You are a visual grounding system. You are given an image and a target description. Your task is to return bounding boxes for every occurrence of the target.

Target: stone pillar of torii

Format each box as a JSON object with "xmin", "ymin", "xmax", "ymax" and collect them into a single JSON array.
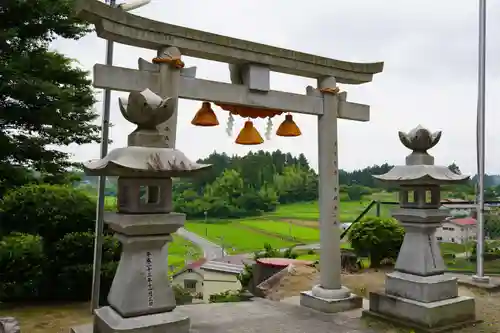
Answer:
[{"xmin": 76, "ymin": 0, "xmax": 383, "ymax": 326}]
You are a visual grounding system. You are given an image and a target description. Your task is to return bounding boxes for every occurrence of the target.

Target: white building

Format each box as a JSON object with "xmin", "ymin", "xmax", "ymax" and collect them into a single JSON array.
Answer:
[
  {"xmin": 435, "ymin": 218, "xmax": 477, "ymax": 244},
  {"xmin": 172, "ymin": 258, "xmax": 245, "ymax": 303}
]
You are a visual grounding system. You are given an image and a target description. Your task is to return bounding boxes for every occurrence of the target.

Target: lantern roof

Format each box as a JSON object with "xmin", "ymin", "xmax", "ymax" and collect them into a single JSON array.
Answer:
[
  {"xmin": 373, "ymin": 125, "xmax": 469, "ymax": 185},
  {"xmin": 83, "ymin": 147, "xmax": 211, "ymax": 178}
]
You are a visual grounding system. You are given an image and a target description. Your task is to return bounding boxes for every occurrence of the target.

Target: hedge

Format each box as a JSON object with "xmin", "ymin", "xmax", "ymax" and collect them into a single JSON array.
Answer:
[{"xmin": 0, "ymin": 184, "xmax": 120, "ymax": 303}]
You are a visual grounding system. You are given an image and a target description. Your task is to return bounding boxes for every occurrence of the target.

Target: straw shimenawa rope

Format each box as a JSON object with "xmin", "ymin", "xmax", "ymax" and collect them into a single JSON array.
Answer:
[
  {"xmin": 319, "ymin": 87, "xmax": 340, "ymax": 94},
  {"xmin": 152, "ymin": 56, "xmax": 185, "ymax": 69}
]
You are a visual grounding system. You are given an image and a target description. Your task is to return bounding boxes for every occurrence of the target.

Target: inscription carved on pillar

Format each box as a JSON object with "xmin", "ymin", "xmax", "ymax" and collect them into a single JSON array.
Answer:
[{"xmin": 145, "ymin": 251, "xmax": 154, "ymax": 307}]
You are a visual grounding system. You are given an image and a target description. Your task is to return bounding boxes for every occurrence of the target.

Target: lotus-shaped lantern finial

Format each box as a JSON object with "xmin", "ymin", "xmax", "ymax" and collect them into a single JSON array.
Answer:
[
  {"xmin": 398, "ymin": 125, "xmax": 441, "ymax": 153},
  {"xmin": 118, "ymin": 89, "xmax": 175, "ymax": 129}
]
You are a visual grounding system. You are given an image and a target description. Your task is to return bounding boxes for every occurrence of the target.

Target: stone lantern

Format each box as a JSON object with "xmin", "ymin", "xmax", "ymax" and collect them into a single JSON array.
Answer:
[
  {"xmin": 82, "ymin": 89, "xmax": 211, "ymax": 333},
  {"xmin": 363, "ymin": 125, "xmax": 478, "ymax": 332}
]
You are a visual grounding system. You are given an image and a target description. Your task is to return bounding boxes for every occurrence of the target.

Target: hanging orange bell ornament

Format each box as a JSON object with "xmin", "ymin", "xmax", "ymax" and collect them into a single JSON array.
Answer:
[
  {"xmin": 235, "ymin": 120, "xmax": 264, "ymax": 145},
  {"xmin": 276, "ymin": 114, "xmax": 301, "ymax": 137},
  {"xmin": 191, "ymin": 102, "xmax": 219, "ymax": 126}
]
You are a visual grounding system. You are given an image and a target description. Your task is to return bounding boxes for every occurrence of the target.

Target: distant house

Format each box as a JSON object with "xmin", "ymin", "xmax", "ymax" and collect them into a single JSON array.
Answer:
[
  {"xmin": 172, "ymin": 258, "xmax": 245, "ymax": 303},
  {"xmin": 435, "ymin": 218, "xmax": 477, "ymax": 244}
]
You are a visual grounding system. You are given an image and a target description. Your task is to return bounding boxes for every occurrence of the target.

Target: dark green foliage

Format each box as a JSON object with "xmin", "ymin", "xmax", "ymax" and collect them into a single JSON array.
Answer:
[
  {"xmin": 54, "ymin": 261, "xmax": 118, "ymax": 303},
  {"xmin": 0, "ymin": 233, "xmax": 45, "ymax": 301},
  {"xmin": 470, "ymin": 241, "xmax": 500, "ymax": 262},
  {"xmin": 49, "ymin": 231, "xmax": 120, "ymax": 302},
  {"xmin": 485, "ymin": 210, "xmax": 500, "ymax": 239},
  {"xmin": 342, "ymin": 184, "xmax": 373, "ymax": 201},
  {"xmin": 237, "ymin": 263, "xmax": 254, "ymax": 289},
  {"xmin": 0, "ymin": 184, "xmax": 95, "ymax": 242},
  {"xmin": 52, "ymin": 232, "xmax": 120, "ymax": 268},
  {"xmin": 339, "ymin": 164, "xmax": 393, "ymax": 188},
  {"xmin": 0, "ymin": 185, "xmax": 120, "ymax": 303},
  {"xmin": 348, "ymin": 216, "xmax": 405, "ymax": 268},
  {"xmin": 0, "ymin": 0, "xmax": 99, "ymax": 197},
  {"xmin": 174, "ymin": 169, "xmax": 279, "ymax": 219}
]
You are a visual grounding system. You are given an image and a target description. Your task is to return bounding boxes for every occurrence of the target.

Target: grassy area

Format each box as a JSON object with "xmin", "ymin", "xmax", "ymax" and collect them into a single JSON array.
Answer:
[
  {"xmin": 440, "ymin": 241, "xmax": 471, "ymax": 254},
  {"xmin": 168, "ymin": 235, "xmax": 202, "ymax": 272},
  {"xmin": 0, "ymin": 302, "xmax": 92, "ymax": 333},
  {"xmin": 104, "ymin": 196, "xmax": 116, "ymax": 211},
  {"xmin": 369, "ymin": 191, "xmax": 398, "ymax": 201},
  {"xmin": 240, "ymin": 220, "xmax": 320, "ymax": 242},
  {"xmin": 185, "ymin": 220, "xmax": 297, "ymax": 254},
  {"xmin": 269, "ymin": 200, "xmax": 395, "ymax": 222},
  {"xmin": 446, "ymin": 258, "xmax": 500, "ymax": 274}
]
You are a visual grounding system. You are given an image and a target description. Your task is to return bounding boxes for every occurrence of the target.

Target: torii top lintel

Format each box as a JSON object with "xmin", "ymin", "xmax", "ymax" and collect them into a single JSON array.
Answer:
[{"xmin": 76, "ymin": 0, "xmax": 383, "ymax": 84}]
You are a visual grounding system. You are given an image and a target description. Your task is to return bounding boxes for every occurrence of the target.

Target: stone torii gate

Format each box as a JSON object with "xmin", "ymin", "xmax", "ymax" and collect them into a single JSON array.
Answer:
[{"xmin": 77, "ymin": 0, "xmax": 383, "ymax": 314}]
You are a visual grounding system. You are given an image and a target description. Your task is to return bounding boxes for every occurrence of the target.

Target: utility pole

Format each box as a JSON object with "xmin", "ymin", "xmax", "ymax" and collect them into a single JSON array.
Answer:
[
  {"xmin": 473, "ymin": 0, "xmax": 490, "ymax": 284},
  {"xmin": 217, "ymin": 236, "xmax": 226, "ymax": 258},
  {"xmin": 204, "ymin": 210, "xmax": 208, "ymax": 236}
]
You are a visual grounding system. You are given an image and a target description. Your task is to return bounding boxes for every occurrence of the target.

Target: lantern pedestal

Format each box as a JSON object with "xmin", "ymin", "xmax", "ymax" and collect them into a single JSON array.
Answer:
[
  {"xmin": 365, "ymin": 292, "xmax": 476, "ymax": 332},
  {"xmin": 92, "ymin": 212, "xmax": 189, "ymax": 333},
  {"xmin": 93, "ymin": 306, "xmax": 189, "ymax": 333}
]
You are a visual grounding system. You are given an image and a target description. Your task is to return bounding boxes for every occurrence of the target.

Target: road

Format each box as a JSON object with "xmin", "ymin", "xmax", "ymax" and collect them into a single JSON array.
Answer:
[
  {"xmin": 176, "ymin": 227, "xmax": 226, "ymax": 260},
  {"xmin": 294, "ymin": 244, "xmax": 320, "ymax": 251}
]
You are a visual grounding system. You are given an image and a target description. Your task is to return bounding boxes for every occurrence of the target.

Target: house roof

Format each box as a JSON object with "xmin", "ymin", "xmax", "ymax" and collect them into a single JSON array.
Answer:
[
  {"xmin": 173, "ymin": 258, "xmax": 245, "ymax": 278},
  {"xmin": 200, "ymin": 261, "xmax": 245, "ymax": 275},
  {"xmin": 449, "ymin": 217, "xmax": 477, "ymax": 226},
  {"xmin": 172, "ymin": 258, "xmax": 207, "ymax": 278},
  {"xmin": 211, "ymin": 254, "xmax": 254, "ymax": 266}
]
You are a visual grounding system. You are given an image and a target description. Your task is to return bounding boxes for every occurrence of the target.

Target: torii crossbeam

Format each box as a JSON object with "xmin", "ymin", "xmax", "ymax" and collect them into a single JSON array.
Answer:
[{"xmin": 76, "ymin": 0, "xmax": 384, "ymax": 323}]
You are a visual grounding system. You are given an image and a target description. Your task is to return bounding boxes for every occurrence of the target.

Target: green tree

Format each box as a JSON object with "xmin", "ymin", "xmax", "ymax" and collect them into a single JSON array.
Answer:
[
  {"xmin": 273, "ymin": 165, "xmax": 317, "ymax": 203},
  {"xmin": 348, "ymin": 216, "xmax": 404, "ymax": 268},
  {"xmin": 484, "ymin": 187, "xmax": 498, "ymax": 201},
  {"xmin": 205, "ymin": 169, "xmax": 244, "ymax": 200},
  {"xmin": 345, "ymin": 185, "xmax": 372, "ymax": 201},
  {"xmin": 0, "ymin": 0, "xmax": 99, "ymax": 195},
  {"xmin": 485, "ymin": 209, "xmax": 500, "ymax": 239}
]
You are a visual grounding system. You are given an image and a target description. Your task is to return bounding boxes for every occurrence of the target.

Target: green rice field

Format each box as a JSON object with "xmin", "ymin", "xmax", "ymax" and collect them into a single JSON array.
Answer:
[
  {"xmin": 240, "ymin": 219, "xmax": 320, "ymax": 242},
  {"xmin": 185, "ymin": 220, "xmax": 297, "ymax": 253},
  {"xmin": 269, "ymin": 200, "xmax": 395, "ymax": 222}
]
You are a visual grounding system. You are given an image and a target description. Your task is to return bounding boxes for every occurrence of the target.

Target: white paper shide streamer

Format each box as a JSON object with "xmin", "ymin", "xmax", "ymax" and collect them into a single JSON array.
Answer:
[
  {"xmin": 265, "ymin": 117, "xmax": 273, "ymax": 140},
  {"xmin": 226, "ymin": 113, "xmax": 234, "ymax": 136}
]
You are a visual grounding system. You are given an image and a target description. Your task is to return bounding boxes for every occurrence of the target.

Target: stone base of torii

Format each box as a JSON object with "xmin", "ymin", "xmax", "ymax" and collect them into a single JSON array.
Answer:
[{"xmin": 72, "ymin": 0, "xmax": 384, "ymax": 332}]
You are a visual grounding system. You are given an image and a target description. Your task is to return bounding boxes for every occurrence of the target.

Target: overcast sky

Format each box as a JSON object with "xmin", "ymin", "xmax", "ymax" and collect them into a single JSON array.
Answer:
[{"xmin": 50, "ymin": 0, "xmax": 500, "ymax": 175}]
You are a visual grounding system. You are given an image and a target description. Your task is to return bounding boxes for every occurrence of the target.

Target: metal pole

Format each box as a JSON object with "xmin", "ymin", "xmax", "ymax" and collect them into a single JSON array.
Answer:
[
  {"xmin": 473, "ymin": 0, "xmax": 489, "ymax": 283},
  {"xmin": 91, "ymin": 0, "xmax": 116, "ymax": 312}
]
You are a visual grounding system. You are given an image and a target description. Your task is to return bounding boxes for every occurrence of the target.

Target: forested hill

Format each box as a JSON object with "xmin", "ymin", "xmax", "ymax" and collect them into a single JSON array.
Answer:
[
  {"xmin": 77, "ymin": 150, "xmax": 394, "ymax": 190},
  {"xmin": 77, "ymin": 150, "xmax": 500, "ymax": 191}
]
